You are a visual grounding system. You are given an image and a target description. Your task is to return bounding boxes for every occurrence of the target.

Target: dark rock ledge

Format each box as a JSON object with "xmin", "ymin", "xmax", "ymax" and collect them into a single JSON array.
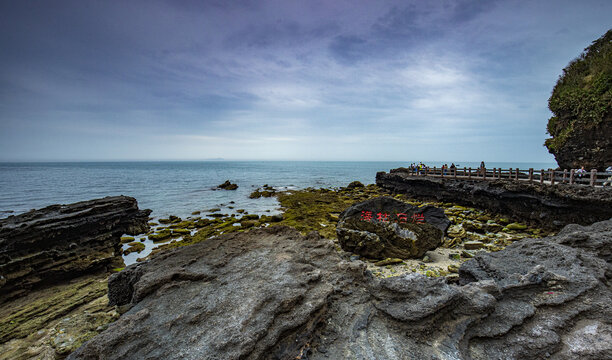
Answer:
[
  {"xmin": 70, "ymin": 220, "xmax": 612, "ymax": 360},
  {"xmin": 376, "ymin": 170, "xmax": 612, "ymax": 229},
  {"xmin": 0, "ymin": 196, "xmax": 151, "ymax": 303}
]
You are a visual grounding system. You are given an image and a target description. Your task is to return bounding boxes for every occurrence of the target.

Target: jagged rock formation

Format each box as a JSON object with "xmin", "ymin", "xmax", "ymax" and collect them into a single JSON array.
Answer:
[
  {"xmin": 217, "ymin": 180, "xmax": 238, "ymax": 190},
  {"xmin": 545, "ymin": 29, "xmax": 612, "ymax": 170},
  {"xmin": 336, "ymin": 196, "xmax": 450, "ymax": 259},
  {"xmin": 0, "ymin": 196, "xmax": 151, "ymax": 303},
  {"xmin": 376, "ymin": 170, "xmax": 612, "ymax": 229},
  {"xmin": 70, "ymin": 220, "xmax": 612, "ymax": 359}
]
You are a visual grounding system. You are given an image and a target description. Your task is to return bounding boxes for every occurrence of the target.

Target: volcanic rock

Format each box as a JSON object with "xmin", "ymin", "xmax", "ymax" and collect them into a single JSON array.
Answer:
[
  {"xmin": 346, "ymin": 180, "xmax": 365, "ymax": 189},
  {"xmin": 217, "ymin": 180, "xmax": 238, "ymax": 190},
  {"xmin": 0, "ymin": 196, "xmax": 150, "ymax": 302},
  {"xmin": 336, "ymin": 196, "xmax": 450, "ymax": 259},
  {"xmin": 376, "ymin": 170, "xmax": 612, "ymax": 229},
  {"xmin": 70, "ymin": 219, "xmax": 612, "ymax": 359}
]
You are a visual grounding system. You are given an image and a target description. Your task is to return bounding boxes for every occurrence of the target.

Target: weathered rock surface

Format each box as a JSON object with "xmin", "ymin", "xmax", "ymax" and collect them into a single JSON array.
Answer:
[
  {"xmin": 376, "ymin": 170, "xmax": 612, "ymax": 229},
  {"xmin": 0, "ymin": 196, "xmax": 151, "ymax": 303},
  {"xmin": 336, "ymin": 196, "xmax": 450, "ymax": 259},
  {"xmin": 544, "ymin": 29, "xmax": 612, "ymax": 170},
  {"xmin": 69, "ymin": 219, "xmax": 612, "ymax": 359},
  {"xmin": 217, "ymin": 180, "xmax": 238, "ymax": 190}
]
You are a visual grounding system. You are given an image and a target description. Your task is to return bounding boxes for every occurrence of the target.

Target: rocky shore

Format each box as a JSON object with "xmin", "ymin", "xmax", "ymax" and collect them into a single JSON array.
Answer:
[
  {"xmin": 0, "ymin": 196, "xmax": 151, "ymax": 303},
  {"xmin": 2, "ymin": 184, "xmax": 611, "ymax": 359},
  {"xmin": 0, "ymin": 196, "xmax": 150, "ymax": 358},
  {"xmin": 376, "ymin": 169, "xmax": 612, "ymax": 229},
  {"xmin": 70, "ymin": 220, "xmax": 612, "ymax": 359}
]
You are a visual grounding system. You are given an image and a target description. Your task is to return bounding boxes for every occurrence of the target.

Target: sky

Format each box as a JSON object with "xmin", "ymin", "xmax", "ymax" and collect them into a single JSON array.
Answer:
[{"xmin": 0, "ymin": 0, "xmax": 610, "ymax": 162}]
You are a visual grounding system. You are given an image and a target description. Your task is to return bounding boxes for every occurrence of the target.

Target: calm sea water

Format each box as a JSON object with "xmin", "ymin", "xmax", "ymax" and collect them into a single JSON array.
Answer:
[{"xmin": 0, "ymin": 161, "xmax": 557, "ymax": 219}]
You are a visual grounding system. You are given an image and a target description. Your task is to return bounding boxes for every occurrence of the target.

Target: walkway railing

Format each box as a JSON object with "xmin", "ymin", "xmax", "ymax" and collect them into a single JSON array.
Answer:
[{"xmin": 390, "ymin": 167, "xmax": 611, "ymax": 187}]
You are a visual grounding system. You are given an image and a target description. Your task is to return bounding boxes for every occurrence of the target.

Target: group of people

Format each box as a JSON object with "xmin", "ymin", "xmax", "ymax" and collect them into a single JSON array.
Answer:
[
  {"xmin": 408, "ymin": 162, "xmax": 458, "ymax": 175},
  {"xmin": 572, "ymin": 165, "xmax": 612, "ymax": 186}
]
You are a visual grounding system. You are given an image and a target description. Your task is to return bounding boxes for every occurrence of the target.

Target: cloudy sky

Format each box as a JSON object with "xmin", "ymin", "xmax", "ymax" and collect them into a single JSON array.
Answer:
[{"xmin": 0, "ymin": 0, "xmax": 610, "ymax": 162}]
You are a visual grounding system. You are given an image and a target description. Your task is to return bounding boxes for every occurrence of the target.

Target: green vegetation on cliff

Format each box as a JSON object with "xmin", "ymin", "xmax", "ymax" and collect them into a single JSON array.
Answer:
[{"xmin": 545, "ymin": 29, "xmax": 611, "ymax": 153}]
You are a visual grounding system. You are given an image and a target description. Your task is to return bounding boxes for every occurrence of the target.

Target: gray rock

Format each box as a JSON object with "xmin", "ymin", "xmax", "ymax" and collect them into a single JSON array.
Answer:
[
  {"xmin": 70, "ymin": 220, "xmax": 612, "ymax": 360},
  {"xmin": 376, "ymin": 170, "xmax": 612, "ymax": 229},
  {"xmin": 0, "ymin": 196, "xmax": 150, "ymax": 303},
  {"xmin": 336, "ymin": 196, "xmax": 450, "ymax": 259}
]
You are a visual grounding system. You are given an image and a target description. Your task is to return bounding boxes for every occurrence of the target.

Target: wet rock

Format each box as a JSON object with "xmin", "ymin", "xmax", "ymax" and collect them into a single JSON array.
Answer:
[
  {"xmin": 346, "ymin": 181, "xmax": 365, "ymax": 189},
  {"xmin": 447, "ymin": 225, "xmax": 466, "ymax": 238},
  {"xmin": 240, "ymin": 220, "xmax": 257, "ymax": 228},
  {"xmin": 270, "ymin": 214, "xmax": 283, "ymax": 222},
  {"xmin": 0, "ymin": 196, "xmax": 150, "ymax": 303},
  {"xmin": 119, "ymin": 236, "xmax": 135, "ymax": 244},
  {"xmin": 71, "ymin": 220, "xmax": 612, "ymax": 360},
  {"xmin": 506, "ymin": 222, "xmax": 528, "ymax": 230},
  {"xmin": 249, "ymin": 189, "xmax": 275, "ymax": 198},
  {"xmin": 123, "ymin": 242, "xmax": 145, "ymax": 255},
  {"xmin": 464, "ymin": 241, "xmax": 485, "ymax": 250},
  {"xmin": 374, "ymin": 258, "xmax": 404, "ymax": 266},
  {"xmin": 148, "ymin": 230, "xmax": 172, "ymax": 241},
  {"xmin": 336, "ymin": 196, "xmax": 450, "ymax": 259},
  {"xmin": 171, "ymin": 228, "xmax": 190, "ymax": 235},
  {"xmin": 217, "ymin": 180, "xmax": 238, "ymax": 190}
]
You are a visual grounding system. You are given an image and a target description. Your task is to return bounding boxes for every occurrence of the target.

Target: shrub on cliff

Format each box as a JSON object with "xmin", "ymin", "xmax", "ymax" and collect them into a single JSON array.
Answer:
[{"xmin": 544, "ymin": 29, "xmax": 611, "ymax": 168}]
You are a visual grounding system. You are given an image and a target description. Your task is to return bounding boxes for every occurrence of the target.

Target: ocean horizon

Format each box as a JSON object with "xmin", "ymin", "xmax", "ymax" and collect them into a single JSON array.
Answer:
[{"xmin": 0, "ymin": 160, "xmax": 558, "ymax": 219}]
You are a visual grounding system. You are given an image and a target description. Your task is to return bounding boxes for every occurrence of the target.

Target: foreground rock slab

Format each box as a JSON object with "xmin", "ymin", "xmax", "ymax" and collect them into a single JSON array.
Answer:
[
  {"xmin": 70, "ymin": 220, "xmax": 612, "ymax": 359},
  {"xmin": 0, "ymin": 196, "xmax": 151, "ymax": 303},
  {"xmin": 336, "ymin": 196, "xmax": 450, "ymax": 259}
]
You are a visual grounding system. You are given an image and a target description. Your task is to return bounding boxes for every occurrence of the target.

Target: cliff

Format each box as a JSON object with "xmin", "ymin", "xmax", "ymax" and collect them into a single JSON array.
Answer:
[
  {"xmin": 0, "ymin": 196, "xmax": 151, "ymax": 303},
  {"xmin": 376, "ymin": 170, "xmax": 612, "ymax": 229},
  {"xmin": 545, "ymin": 29, "xmax": 612, "ymax": 169}
]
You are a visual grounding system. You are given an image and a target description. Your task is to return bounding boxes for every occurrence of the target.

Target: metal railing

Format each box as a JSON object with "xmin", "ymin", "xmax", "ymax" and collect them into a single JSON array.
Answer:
[{"xmin": 390, "ymin": 167, "xmax": 612, "ymax": 187}]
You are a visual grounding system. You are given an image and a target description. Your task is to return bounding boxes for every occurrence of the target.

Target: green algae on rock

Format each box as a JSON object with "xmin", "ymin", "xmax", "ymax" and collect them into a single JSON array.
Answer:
[
  {"xmin": 544, "ymin": 29, "xmax": 612, "ymax": 169},
  {"xmin": 119, "ymin": 236, "xmax": 135, "ymax": 244},
  {"xmin": 0, "ymin": 274, "xmax": 117, "ymax": 359},
  {"xmin": 123, "ymin": 242, "xmax": 145, "ymax": 255}
]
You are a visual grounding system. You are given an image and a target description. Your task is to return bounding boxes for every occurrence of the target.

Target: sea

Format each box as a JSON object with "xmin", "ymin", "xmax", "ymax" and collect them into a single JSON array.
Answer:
[
  {"xmin": 1, "ymin": 160, "xmax": 558, "ymax": 265},
  {"xmin": 0, "ymin": 161, "xmax": 558, "ymax": 219}
]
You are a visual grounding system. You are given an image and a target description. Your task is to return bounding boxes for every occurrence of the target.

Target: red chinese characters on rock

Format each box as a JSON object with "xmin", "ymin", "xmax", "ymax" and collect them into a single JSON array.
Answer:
[
  {"xmin": 377, "ymin": 212, "xmax": 390, "ymax": 222},
  {"xmin": 360, "ymin": 211, "xmax": 373, "ymax": 222},
  {"xmin": 411, "ymin": 213, "xmax": 425, "ymax": 224},
  {"xmin": 359, "ymin": 211, "xmax": 424, "ymax": 224}
]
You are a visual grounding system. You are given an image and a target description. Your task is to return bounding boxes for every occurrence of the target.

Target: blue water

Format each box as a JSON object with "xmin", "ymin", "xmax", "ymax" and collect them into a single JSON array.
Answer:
[{"xmin": 0, "ymin": 161, "xmax": 557, "ymax": 219}]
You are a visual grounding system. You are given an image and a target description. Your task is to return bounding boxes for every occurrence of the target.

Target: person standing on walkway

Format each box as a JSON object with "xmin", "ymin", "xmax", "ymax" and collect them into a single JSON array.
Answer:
[{"xmin": 604, "ymin": 165, "xmax": 612, "ymax": 186}]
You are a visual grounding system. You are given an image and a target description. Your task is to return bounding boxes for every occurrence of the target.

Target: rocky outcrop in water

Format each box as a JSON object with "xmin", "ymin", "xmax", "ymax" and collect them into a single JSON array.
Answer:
[
  {"xmin": 217, "ymin": 180, "xmax": 238, "ymax": 190},
  {"xmin": 336, "ymin": 196, "xmax": 450, "ymax": 259},
  {"xmin": 0, "ymin": 196, "xmax": 151, "ymax": 303},
  {"xmin": 70, "ymin": 219, "xmax": 612, "ymax": 359},
  {"xmin": 376, "ymin": 170, "xmax": 612, "ymax": 229}
]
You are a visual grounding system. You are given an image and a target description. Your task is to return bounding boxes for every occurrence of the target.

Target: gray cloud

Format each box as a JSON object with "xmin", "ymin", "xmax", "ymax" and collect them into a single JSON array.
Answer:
[{"xmin": 0, "ymin": 0, "xmax": 610, "ymax": 161}]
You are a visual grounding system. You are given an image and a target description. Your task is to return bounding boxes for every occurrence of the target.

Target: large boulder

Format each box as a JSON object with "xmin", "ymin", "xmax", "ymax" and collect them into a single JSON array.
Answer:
[
  {"xmin": 0, "ymin": 196, "xmax": 151, "ymax": 303},
  {"xmin": 336, "ymin": 196, "xmax": 450, "ymax": 259},
  {"xmin": 68, "ymin": 220, "xmax": 612, "ymax": 360}
]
